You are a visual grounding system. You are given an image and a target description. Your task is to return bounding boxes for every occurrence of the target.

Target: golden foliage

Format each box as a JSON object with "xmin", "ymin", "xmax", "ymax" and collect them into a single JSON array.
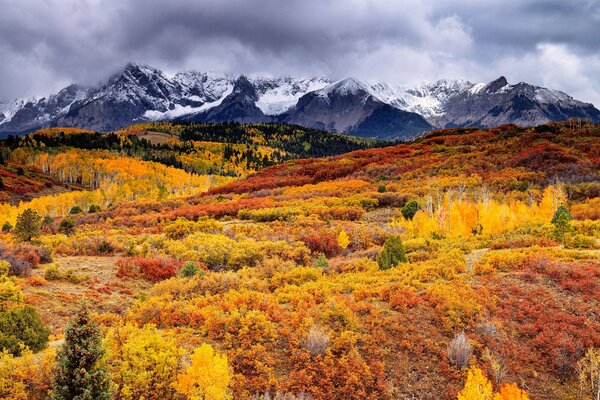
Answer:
[{"xmin": 174, "ymin": 343, "xmax": 232, "ymax": 400}]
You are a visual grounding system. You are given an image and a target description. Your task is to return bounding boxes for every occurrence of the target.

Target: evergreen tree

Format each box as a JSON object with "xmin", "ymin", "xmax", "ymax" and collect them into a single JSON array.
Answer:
[
  {"xmin": 52, "ymin": 304, "xmax": 111, "ymax": 400},
  {"xmin": 14, "ymin": 208, "xmax": 42, "ymax": 242},
  {"xmin": 551, "ymin": 205, "xmax": 573, "ymax": 242},
  {"xmin": 0, "ymin": 306, "xmax": 50, "ymax": 356},
  {"xmin": 1, "ymin": 222, "xmax": 11, "ymax": 233},
  {"xmin": 58, "ymin": 218, "xmax": 77, "ymax": 236},
  {"xmin": 377, "ymin": 235, "xmax": 407, "ymax": 270},
  {"xmin": 401, "ymin": 200, "xmax": 420, "ymax": 220}
]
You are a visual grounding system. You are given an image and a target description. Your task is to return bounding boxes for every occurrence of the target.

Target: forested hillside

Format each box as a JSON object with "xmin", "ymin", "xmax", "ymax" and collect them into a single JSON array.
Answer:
[{"xmin": 0, "ymin": 120, "xmax": 598, "ymax": 399}]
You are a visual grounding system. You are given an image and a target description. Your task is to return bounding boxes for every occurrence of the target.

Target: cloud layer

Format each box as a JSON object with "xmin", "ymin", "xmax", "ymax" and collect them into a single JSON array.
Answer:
[{"xmin": 1, "ymin": 0, "xmax": 599, "ymax": 105}]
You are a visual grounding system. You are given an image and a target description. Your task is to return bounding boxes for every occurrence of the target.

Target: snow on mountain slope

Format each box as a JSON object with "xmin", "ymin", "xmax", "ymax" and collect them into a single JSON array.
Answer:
[
  {"xmin": 1, "ymin": 63, "xmax": 598, "ymax": 137},
  {"xmin": 315, "ymin": 78, "xmax": 372, "ymax": 99},
  {"xmin": 0, "ymin": 98, "xmax": 36, "ymax": 124},
  {"xmin": 368, "ymin": 80, "xmax": 475, "ymax": 117},
  {"xmin": 252, "ymin": 77, "xmax": 330, "ymax": 115},
  {"xmin": 142, "ymin": 84, "xmax": 235, "ymax": 120}
]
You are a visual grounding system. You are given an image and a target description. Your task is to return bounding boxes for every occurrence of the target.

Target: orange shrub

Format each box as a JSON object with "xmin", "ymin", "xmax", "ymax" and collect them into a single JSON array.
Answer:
[{"xmin": 116, "ymin": 256, "xmax": 182, "ymax": 282}]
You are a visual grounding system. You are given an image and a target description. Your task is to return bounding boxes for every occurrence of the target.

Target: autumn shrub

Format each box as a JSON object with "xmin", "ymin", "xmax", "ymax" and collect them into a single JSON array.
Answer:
[
  {"xmin": 44, "ymin": 265, "xmax": 88, "ymax": 283},
  {"xmin": 64, "ymin": 235, "xmax": 122, "ymax": 255},
  {"xmin": 490, "ymin": 235, "xmax": 558, "ymax": 250},
  {"xmin": 474, "ymin": 249, "xmax": 535, "ymax": 274},
  {"xmin": 116, "ymin": 256, "xmax": 181, "ymax": 282},
  {"xmin": 238, "ymin": 206, "xmax": 304, "ymax": 222},
  {"xmin": 0, "ymin": 347, "xmax": 55, "ymax": 400},
  {"xmin": 375, "ymin": 193, "xmax": 408, "ymax": 208},
  {"xmin": 28, "ymin": 275, "xmax": 48, "ymax": 286},
  {"xmin": 253, "ymin": 392, "xmax": 314, "ymax": 400},
  {"xmin": 163, "ymin": 217, "xmax": 222, "ymax": 239},
  {"xmin": 311, "ymin": 205, "xmax": 364, "ymax": 221},
  {"xmin": 0, "ymin": 244, "xmax": 33, "ymax": 277},
  {"xmin": 302, "ymin": 232, "xmax": 341, "ymax": 257},
  {"xmin": 11, "ymin": 243, "xmax": 53, "ymax": 266},
  {"xmin": 572, "ymin": 219, "xmax": 600, "ymax": 238},
  {"xmin": 426, "ymin": 281, "xmax": 483, "ymax": 331},
  {"xmin": 563, "ymin": 233, "xmax": 599, "ymax": 249},
  {"xmin": 271, "ymin": 266, "xmax": 323, "ymax": 287},
  {"xmin": 104, "ymin": 323, "xmax": 181, "ymax": 400},
  {"xmin": 448, "ymin": 332, "xmax": 473, "ymax": 368}
]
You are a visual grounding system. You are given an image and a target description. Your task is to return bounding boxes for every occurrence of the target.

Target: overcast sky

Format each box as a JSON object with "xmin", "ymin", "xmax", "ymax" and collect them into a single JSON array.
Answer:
[{"xmin": 1, "ymin": 0, "xmax": 600, "ymax": 105}]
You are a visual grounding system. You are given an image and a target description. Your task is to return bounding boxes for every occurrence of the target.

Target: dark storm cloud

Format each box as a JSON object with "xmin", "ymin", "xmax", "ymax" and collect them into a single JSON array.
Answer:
[{"xmin": 1, "ymin": 0, "xmax": 599, "ymax": 104}]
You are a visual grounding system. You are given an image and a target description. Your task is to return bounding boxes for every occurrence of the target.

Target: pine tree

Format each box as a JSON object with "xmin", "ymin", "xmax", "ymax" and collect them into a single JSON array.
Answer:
[
  {"xmin": 377, "ymin": 235, "xmax": 407, "ymax": 270},
  {"xmin": 551, "ymin": 205, "xmax": 573, "ymax": 243},
  {"xmin": 52, "ymin": 304, "xmax": 111, "ymax": 400},
  {"xmin": 14, "ymin": 208, "xmax": 42, "ymax": 242},
  {"xmin": 401, "ymin": 200, "xmax": 420, "ymax": 220}
]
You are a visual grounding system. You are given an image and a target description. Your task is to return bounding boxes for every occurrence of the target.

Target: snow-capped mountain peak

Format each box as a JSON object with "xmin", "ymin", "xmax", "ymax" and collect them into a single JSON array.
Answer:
[{"xmin": 1, "ymin": 64, "xmax": 598, "ymax": 139}]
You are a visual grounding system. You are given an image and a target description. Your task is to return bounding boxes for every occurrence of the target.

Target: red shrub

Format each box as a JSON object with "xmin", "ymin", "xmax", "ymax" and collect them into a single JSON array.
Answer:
[
  {"xmin": 97, "ymin": 285, "xmax": 113, "ymax": 295},
  {"xmin": 116, "ymin": 256, "xmax": 181, "ymax": 282},
  {"xmin": 302, "ymin": 232, "xmax": 341, "ymax": 257}
]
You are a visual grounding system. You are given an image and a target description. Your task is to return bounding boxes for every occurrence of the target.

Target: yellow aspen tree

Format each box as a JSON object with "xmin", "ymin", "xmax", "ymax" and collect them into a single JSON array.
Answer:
[
  {"xmin": 174, "ymin": 343, "xmax": 232, "ymax": 400},
  {"xmin": 457, "ymin": 366, "xmax": 494, "ymax": 400},
  {"xmin": 337, "ymin": 229, "xmax": 350, "ymax": 250}
]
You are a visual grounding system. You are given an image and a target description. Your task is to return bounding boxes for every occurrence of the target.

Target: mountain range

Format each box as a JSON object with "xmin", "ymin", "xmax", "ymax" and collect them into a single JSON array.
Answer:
[{"xmin": 1, "ymin": 63, "xmax": 599, "ymax": 140}]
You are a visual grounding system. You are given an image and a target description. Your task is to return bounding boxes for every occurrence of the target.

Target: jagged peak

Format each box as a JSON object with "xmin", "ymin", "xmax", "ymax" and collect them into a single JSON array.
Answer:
[{"xmin": 486, "ymin": 76, "xmax": 509, "ymax": 93}]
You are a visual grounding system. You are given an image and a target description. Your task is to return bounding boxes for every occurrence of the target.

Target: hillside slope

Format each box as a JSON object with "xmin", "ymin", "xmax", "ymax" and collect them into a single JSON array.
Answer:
[{"xmin": 0, "ymin": 121, "xmax": 598, "ymax": 399}]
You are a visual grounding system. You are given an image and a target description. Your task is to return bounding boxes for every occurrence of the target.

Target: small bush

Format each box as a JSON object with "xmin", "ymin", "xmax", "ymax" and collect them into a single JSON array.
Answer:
[
  {"xmin": 302, "ymin": 233, "xmax": 341, "ymax": 257},
  {"xmin": 448, "ymin": 332, "xmax": 472, "ymax": 368},
  {"xmin": 1, "ymin": 222, "xmax": 11, "ymax": 233},
  {"xmin": 43, "ymin": 265, "xmax": 62, "ymax": 280},
  {"xmin": 44, "ymin": 265, "xmax": 87, "ymax": 283},
  {"xmin": 58, "ymin": 218, "xmax": 77, "ymax": 236},
  {"xmin": 0, "ymin": 306, "xmax": 50, "ymax": 355},
  {"xmin": 88, "ymin": 204, "xmax": 101, "ymax": 213},
  {"xmin": 563, "ymin": 234, "xmax": 599, "ymax": 249},
  {"xmin": 312, "ymin": 253, "xmax": 329, "ymax": 268},
  {"xmin": 41, "ymin": 215, "xmax": 53, "ymax": 227},
  {"xmin": 178, "ymin": 261, "xmax": 201, "ymax": 278},
  {"xmin": 28, "ymin": 275, "xmax": 48, "ymax": 286},
  {"xmin": 68, "ymin": 205, "xmax": 83, "ymax": 215},
  {"xmin": 116, "ymin": 256, "xmax": 181, "ymax": 282},
  {"xmin": 0, "ymin": 244, "xmax": 33, "ymax": 277}
]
